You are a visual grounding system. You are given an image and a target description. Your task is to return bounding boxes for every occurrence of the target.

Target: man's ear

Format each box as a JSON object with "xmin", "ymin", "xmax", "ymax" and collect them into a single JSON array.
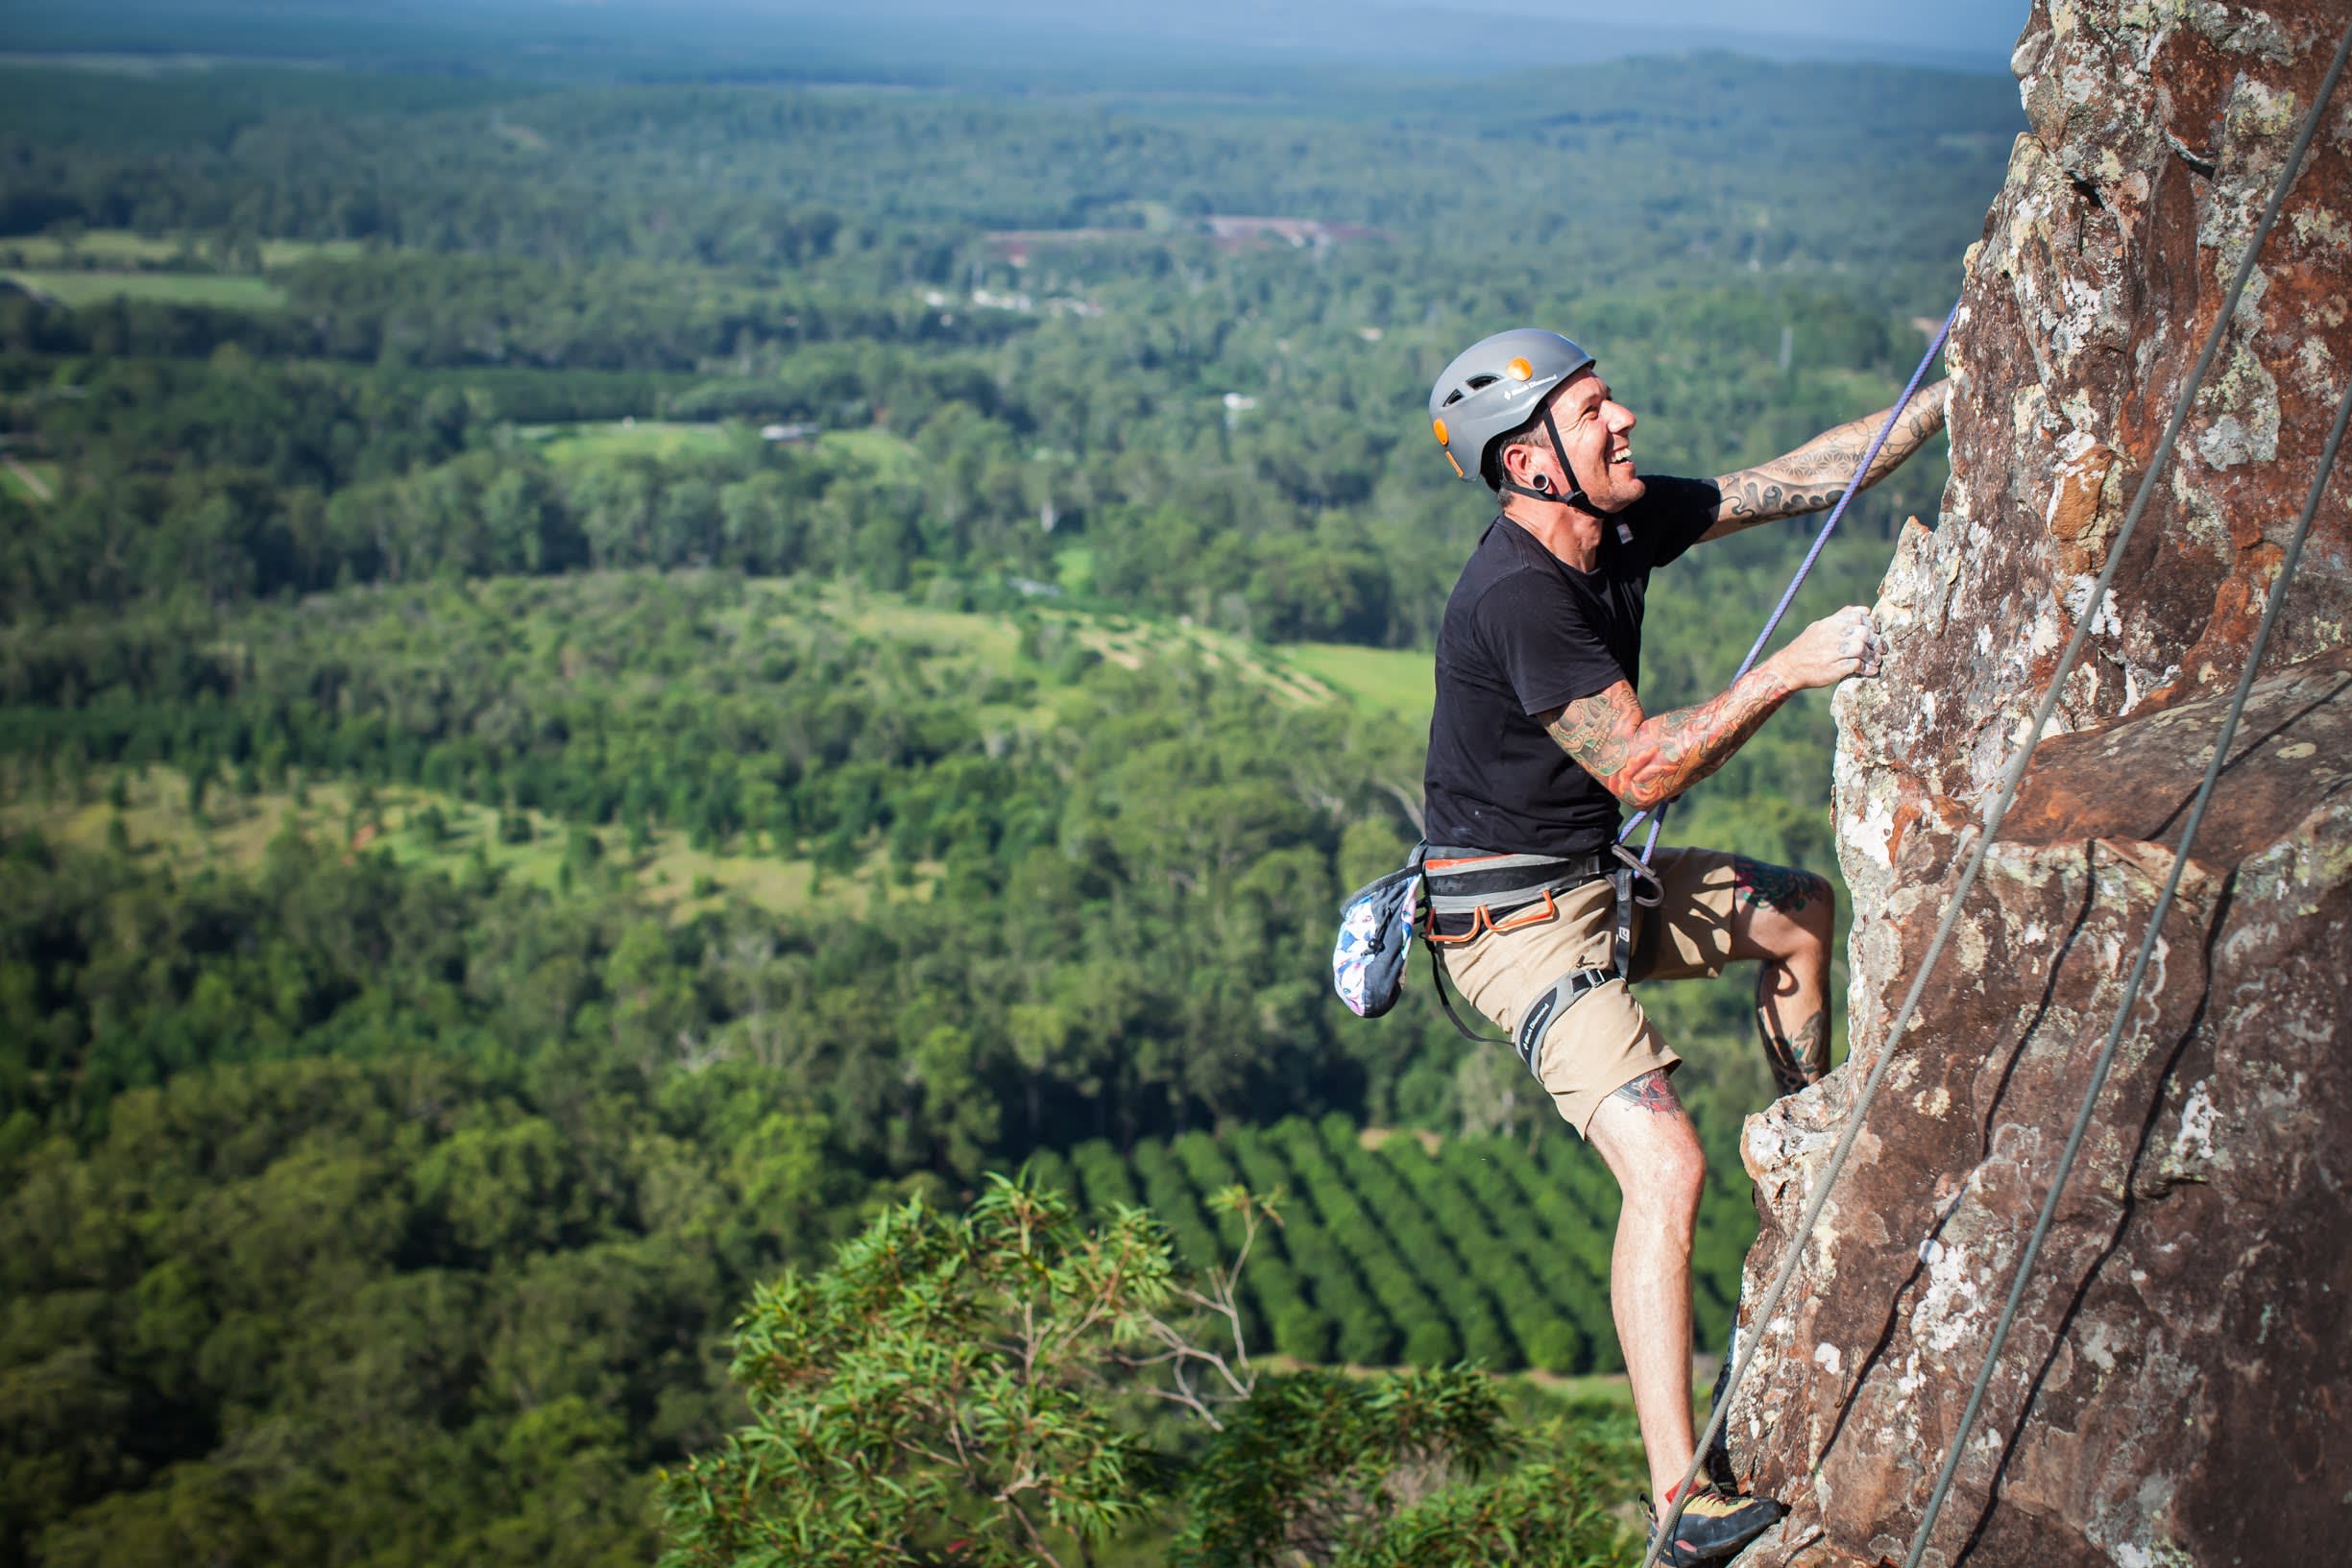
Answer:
[{"xmin": 1498, "ymin": 440, "xmax": 1535, "ymax": 487}]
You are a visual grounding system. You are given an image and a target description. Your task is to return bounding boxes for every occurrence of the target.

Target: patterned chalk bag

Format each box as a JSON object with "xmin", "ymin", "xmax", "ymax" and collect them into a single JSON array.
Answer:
[{"xmin": 1331, "ymin": 852, "xmax": 1424, "ymax": 1019}]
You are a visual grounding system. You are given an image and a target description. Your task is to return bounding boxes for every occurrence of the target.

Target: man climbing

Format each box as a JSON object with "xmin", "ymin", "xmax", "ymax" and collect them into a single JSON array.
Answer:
[{"xmin": 1418, "ymin": 327, "xmax": 1947, "ymax": 1564}]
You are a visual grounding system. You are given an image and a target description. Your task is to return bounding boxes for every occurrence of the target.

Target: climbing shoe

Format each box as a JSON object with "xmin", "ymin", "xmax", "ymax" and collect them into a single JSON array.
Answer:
[{"xmin": 1642, "ymin": 1484, "xmax": 1784, "ymax": 1566}]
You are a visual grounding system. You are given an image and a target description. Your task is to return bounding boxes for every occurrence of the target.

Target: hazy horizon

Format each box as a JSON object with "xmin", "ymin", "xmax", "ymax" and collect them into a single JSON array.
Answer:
[{"xmin": 1, "ymin": 0, "xmax": 2038, "ymax": 81}]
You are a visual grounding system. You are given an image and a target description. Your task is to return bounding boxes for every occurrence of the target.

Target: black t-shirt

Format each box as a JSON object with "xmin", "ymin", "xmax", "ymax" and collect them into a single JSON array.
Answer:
[{"xmin": 1422, "ymin": 475, "xmax": 1721, "ymax": 857}]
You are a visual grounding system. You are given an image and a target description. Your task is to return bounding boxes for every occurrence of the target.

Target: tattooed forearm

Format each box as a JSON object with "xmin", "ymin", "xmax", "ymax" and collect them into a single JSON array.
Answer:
[
  {"xmin": 1611, "ymin": 1069, "xmax": 1685, "ymax": 1116},
  {"xmin": 1707, "ymin": 377, "xmax": 1951, "ymax": 534},
  {"xmin": 1540, "ymin": 669, "xmax": 1793, "ymax": 811}
]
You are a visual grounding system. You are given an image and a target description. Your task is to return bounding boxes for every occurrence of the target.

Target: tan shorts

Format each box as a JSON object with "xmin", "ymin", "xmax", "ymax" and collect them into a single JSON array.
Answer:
[{"xmin": 1435, "ymin": 847, "xmax": 1742, "ymax": 1135}]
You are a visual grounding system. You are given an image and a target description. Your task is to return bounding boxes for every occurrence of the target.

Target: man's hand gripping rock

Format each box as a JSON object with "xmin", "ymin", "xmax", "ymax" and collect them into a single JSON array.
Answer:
[{"xmin": 1767, "ymin": 604, "xmax": 1884, "ymax": 689}]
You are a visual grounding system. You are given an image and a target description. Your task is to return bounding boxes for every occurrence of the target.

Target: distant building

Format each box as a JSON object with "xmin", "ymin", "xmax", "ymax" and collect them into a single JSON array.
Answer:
[{"xmin": 1202, "ymin": 215, "xmax": 1382, "ymax": 251}]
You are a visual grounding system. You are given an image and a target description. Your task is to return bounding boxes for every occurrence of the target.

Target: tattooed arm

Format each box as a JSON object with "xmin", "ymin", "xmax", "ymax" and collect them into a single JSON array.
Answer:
[
  {"xmin": 1540, "ymin": 671, "xmax": 1793, "ymax": 813},
  {"xmin": 1704, "ymin": 376, "xmax": 1950, "ymax": 540},
  {"xmin": 1539, "ymin": 606, "xmax": 1882, "ymax": 811}
]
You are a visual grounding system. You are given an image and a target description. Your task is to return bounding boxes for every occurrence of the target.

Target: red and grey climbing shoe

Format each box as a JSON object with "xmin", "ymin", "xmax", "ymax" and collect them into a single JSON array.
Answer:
[{"xmin": 1642, "ymin": 1484, "xmax": 1783, "ymax": 1566}]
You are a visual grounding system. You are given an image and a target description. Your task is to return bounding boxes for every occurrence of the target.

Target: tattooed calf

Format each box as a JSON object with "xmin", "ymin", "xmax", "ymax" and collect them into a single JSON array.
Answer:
[
  {"xmin": 1758, "ymin": 1007, "xmax": 1829, "ymax": 1097},
  {"xmin": 1790, "ymin": 1009, "xmax": 1829, "ymax": 1076},
  {"xmin": 1731, "ymin": 856, "xmax": 1828, "ymax": 915}
]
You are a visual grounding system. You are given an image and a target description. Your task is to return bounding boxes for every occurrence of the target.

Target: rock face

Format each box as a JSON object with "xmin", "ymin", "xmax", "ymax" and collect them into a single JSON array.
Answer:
[{"xmin": 1724, "ymin": 3, "xmax": 2352, "ymax": 1564}]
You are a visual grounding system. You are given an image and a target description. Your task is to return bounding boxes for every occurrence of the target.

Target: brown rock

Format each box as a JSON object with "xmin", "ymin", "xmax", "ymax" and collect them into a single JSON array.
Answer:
[{"xmin": 1726, "ymin": 3, "xmax": 2352, "ymax": 1564}]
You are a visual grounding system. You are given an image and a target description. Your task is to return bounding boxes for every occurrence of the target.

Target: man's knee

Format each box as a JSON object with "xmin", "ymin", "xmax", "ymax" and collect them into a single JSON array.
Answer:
[
  {"xmin": 1647, "ymin": 1131, "xmax": 1706, "ymax": 1219},
  {"xmin": 1789, "ymin": 873, "xmax": 1834, "ymax": 950},
  {"xmin": 1591, "ymin": 1073, "xmax": 1706, "ymax": 1215},
  {"xmin": 1734, "ymin": 857, "xmax": 1833, "ymax": 954}
]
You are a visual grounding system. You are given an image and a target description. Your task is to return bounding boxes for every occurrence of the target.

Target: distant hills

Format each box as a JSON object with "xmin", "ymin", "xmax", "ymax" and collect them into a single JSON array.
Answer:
[{"xmin": 0, "ymin": 0, "xmax": 2027, "ymax": 87}]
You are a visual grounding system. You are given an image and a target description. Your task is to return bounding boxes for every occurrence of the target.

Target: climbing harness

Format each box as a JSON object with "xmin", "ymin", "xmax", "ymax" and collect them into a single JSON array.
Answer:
[
  {"xmin": 1332, "ymin": 840, "xmax": 1658, "ymax": 1059},
  {"xmin": 1422, "ymin": 844, "xmax": 1661, "ymax": 1073},
  {"xmin": 1643, "ymin": 18, "xmax": 2352, "ymax": 1563}
]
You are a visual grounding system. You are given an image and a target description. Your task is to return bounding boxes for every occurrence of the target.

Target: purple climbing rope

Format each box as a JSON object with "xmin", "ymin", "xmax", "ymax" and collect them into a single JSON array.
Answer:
[{"xmin": 1622, "ymin": 298, "xmax": 1960, "ymax": 862}]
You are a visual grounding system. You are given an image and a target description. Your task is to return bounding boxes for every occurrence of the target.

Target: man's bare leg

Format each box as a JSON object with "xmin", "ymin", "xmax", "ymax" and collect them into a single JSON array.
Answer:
[
  {"xmin": 1585, "ymin": 1067, "xmax": 1707, "ymax": 1500},
  {"xmin": 1730, "ymin": 858, "xmax": 1833, "ymax": 1093}
]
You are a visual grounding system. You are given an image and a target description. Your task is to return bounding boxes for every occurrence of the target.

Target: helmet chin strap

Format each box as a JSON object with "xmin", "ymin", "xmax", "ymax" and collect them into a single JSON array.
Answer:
[{"xmin": 1499, "ymin": 405, "xmax": 1597, "ymax": 514}]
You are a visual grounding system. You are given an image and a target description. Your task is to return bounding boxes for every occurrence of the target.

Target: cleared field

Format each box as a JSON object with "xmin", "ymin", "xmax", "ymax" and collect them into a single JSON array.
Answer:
[
  {"xmin": 0, "ymin": 229, "xmax": 365, "ymax": 269},
  {"xmin": 809, "ymin": 580, "xmax": 1337, "ymax": 711},
  {"xmin": 3, "ymin": 269, "xmax": 290, "ymax": 309},
  {"xmin": 1282, "ymin": 641, "xmax": 1433, "ymax": 720},
  {"xmin": 1, "ymin": 457, "xmax": 60, "ymax": 503},
  {"xmin": 520, "ymin": 421, "xmax": 926, "ymax": 474},
  {"xmin": 1103, "ymin": 620, "xmax": 1336, "ymax": 706},
  {"xmin": 529, "ymin": 419, "xmax": 748, "ymax": 465},
  {"xmin": 818, "ymin": 426, "xmax": 925, "ymax": 484},
  {"xmin": 1, "ymin": 764, "xmax": 921, "ymax": 922},
  {"xmin": 493, "ymin": 120, "xmax": 549, "ymax": 153},
  {"xmin": 828, "ymin": 585, "xmax": 1026, "ymax": 667}
]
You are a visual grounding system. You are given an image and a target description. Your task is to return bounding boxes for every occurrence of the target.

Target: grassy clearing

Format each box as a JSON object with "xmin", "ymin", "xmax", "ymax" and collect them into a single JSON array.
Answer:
[
  {"xmin": 2, "ymin": 458, "xmax": 61, "ymax": 503},
  {"xmin": 813, "ymin": 583, "xmax": 1064, "ymax": 728},
  {"xmin": 0, "ymin": 229, "xmax": 365, "ymax": 269},
  {"xmin": 812, "ymin": 581, "xmax": 1338, "ymax": 712},
  {"xmin": 1, "ymin": 764, "xmax": 923, "ymax": 921},
  {"xmin": 1054, "ymin": 543, "xmax": 1095, "ymax": 596},
  {"xmin": 3, "ymin": 269, "xmax": 290, "ymax": 309},
  {"xmin": 818, "ymin": 427, "xmax": 925, "ymax": 484},
  {"xmin": 492, "ymin": 120, "xmax": 549, "ymax": 153},
  {"xmin": 1281, "ymin": 642, "xmax": 1432, "ymax": 722},
  {"xmin": 514, "ymin": 422, "xmax": 924, "ymax": 476},
  {"xmin": 1036, "ymin": 610, "xmax": 1340, "ymax": 707},
  {"xmin": 827, "ymin": 585, "xmax": 1027, "ymax": 670},
  {"xmin": 526, "ymin": 419, "xmax": 748, "ymax": 466},
  {"xmin": 1073, "ymin": 619, "xmax": 1338, "ymax": 707}
]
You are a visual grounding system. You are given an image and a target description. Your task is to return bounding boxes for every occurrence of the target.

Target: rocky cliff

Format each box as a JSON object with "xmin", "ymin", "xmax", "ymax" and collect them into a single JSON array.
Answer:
[{"xmin": 1725, "ymin": 2, "xmax": 2351, "ymax": 1563}]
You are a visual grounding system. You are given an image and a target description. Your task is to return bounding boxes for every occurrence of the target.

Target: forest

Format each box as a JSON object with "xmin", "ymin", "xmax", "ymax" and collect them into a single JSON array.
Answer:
[{"xmin": 0, "ymin": 31, "xmax": 2018, "ymax": 1567}]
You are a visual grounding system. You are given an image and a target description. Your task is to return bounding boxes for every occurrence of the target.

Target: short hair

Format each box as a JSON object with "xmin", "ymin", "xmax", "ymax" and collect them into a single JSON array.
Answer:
[{"xmin": 1485, "ymin": 419, "xmax": 1550, "ymax": 489}]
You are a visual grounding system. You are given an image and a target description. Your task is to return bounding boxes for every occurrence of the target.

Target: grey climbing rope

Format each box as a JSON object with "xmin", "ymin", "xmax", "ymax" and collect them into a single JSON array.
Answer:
[
  {"xmin": 1902, "ymin": 350, "xmax": 2352, "ymax": 1568},
  {"xmin": 1641, "ymin": 16, "xmax": 2351, "ymax": 1561}
]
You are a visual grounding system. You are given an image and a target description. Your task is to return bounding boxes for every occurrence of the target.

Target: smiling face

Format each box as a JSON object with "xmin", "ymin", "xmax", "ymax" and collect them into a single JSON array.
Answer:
[{"xmin": 1499, "ymin": 367, "xmax": 1643, "ymax": 514}]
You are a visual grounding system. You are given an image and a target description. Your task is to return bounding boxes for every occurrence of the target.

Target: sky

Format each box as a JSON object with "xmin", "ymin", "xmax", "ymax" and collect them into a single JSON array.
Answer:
[
  {"xmin": 0, "ymin": 0, "xmax": 2045, "ymax": 80},
  {"xmin": 740, "ymin": 0, "xmax": 2041, "ymax": 75},
  {"xmin": 1444, "ymin": 0, "xmax": 2033, "ymax": 60}
]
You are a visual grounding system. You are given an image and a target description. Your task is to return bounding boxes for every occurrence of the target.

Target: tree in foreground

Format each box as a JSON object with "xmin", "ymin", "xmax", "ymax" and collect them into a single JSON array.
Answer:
[
  {"xmin": 658, "ymin": 1172, "xmax": 1639, "ymax": 1567},
  {"xmin": 1172, "ymin": 1368, "xmax": 1641, "ymax": 1567},
  {"xmin": 656, "ymin": 1173, "xmax": 1260, "ymax": 1567}
]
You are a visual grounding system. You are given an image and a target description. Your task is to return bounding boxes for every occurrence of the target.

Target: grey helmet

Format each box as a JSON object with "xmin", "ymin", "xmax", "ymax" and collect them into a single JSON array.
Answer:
[{"xmin": 1427, "ymin": 328, "xmax": 1596, "ymax": 508}]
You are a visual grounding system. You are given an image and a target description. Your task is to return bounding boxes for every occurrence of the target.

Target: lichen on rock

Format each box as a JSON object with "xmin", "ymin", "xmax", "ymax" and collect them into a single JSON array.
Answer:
[{"xmin": 1724, "ymin": 3, "xmax": 2352, "ymax": 1564}]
